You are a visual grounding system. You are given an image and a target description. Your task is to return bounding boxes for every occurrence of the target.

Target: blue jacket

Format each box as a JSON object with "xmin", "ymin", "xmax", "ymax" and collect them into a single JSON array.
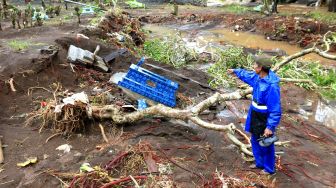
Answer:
[{"xmin": 233, "ymin": 69, "xmax": 282, "ymax": 133}]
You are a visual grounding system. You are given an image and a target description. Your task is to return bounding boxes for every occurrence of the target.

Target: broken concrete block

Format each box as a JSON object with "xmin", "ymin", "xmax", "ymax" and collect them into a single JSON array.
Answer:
[{"xmin": 67, "ymin": 45, "xmax": 109, "ymax": 72}]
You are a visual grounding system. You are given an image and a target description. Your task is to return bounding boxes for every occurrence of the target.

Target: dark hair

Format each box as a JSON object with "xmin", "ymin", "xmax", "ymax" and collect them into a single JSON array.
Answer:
[{"xmin": 261, "ymin": 66, "xmax": 270, "ymax": 73}]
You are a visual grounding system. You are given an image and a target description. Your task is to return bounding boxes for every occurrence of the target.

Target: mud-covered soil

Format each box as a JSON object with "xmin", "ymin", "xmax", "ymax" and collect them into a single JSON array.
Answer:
[
  {"xmin": 131, "ymin": 5, "xmax": 336, "ymax": 52},
  {"xmin": 0, "ymin": 4, "xmax": 335, "ymax": 188}
]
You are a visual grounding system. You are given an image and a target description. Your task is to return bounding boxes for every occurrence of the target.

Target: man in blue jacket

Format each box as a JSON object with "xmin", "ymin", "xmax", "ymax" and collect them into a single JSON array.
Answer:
[{"xmin": 228, "ymin": 55, "xmax": 282, "ymax": 175}]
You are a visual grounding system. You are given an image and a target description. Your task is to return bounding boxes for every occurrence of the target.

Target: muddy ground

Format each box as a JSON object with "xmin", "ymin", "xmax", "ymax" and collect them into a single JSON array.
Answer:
[{"xmin": 0, "ymin": 3, "xmax": 336, "ymax": 188}]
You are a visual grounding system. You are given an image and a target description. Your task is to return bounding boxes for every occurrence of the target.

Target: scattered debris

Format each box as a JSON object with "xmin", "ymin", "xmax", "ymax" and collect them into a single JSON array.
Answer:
[
  {"xmin": 103, "ymin": 48, "xmax": 128, "ymax": 64},
  {"xmin": 109, "ymin": 72, "xmax": 127, "ymax": 84},
  {"xmin": 55, "ymin": 92, "xmax": 91, "ymax": 119},
  {"xmin": 6, "ymin": 77, "xmax": 16, "ymax": 92},
  {"xmin": 97, "ymin": 11, "xmax": 145, "ymax": 46},
  {"xmin": 80, "ymin": 163, "xmax": 94, "ymax": 173},
  {"xmin": 81, "ymin": 6, "xmax": 95, "ymax": 15},
  {"xmin": 137, "ymin": 99, "xmax": 147, "ymax": 110},
  {"xmin": 67, "ymin": 45, "xmax": 109, "ymax": 72},
  {"xmin": 118, "ymin": 58, "xmax": 179, "ymax": 107},
  {"xmin": 17, "ymin": 157, "xmax": 38, "ymax": 167},
  {"xmin": 56, "ymin": 144, "xmax": 72, "ymax": 153}
]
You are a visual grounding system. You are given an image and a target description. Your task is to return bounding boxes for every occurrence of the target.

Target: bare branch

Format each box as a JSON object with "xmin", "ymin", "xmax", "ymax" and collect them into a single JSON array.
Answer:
[
  {"xmin": 273, "ymin": 31, "xmax": 336, "ymax": 72},
  {"xmin": 280, "ymin": 78, "xmax": 318, "ymax": 88}
]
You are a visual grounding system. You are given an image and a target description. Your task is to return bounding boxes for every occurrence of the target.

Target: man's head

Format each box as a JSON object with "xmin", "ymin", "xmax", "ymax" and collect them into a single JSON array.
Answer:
[{"xmin": 253, "ymin": 55, "xmax": 273, "ymax": 75}]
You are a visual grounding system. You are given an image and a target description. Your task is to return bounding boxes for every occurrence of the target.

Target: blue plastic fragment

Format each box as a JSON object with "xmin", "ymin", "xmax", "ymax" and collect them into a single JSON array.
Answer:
[
  {"xmin": 118, "ymin": 57, "xmax": 179, "ymax": 107},
  {"xmin": 137, "ymin": 99, "xmax": 147, "ymax": 110},
  {"xmin": 136, "ymin": 57, "xmax": 145, "ymax": 67}
]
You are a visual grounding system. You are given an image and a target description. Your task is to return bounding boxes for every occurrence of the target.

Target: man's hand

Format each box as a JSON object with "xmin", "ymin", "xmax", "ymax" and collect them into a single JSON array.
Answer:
[
  {"xmin": 227, "ymin": 69, "xmax": 234, "ymax": 74},
  {"xmin": 263, "ymin": 128, "xmax": 273, "ymax": 137}
]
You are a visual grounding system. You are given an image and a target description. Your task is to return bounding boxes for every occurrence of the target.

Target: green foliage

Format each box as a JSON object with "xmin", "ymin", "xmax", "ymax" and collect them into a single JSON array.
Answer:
[
  {"xmin": 74, "ymin": 6, "xmax": 82, "ymax": 23},
  {"xmin": 35, "ymin": 9, "xmax": 43, "ymax": 26},
  {"xmin": 277, "ymin": 60, "xmax": 336, "ymax": 99},
  {"xmin": 46, "ymin": 6, "xmax": 54, "ymax": 17},
  {"xmin": 74, "ymin": 7, "xmax": 82, "ymax": 16},
  {"xmin": 54, "ymin": 5, "xmax": 61, "ymax": 16},
  {"xmin": 63, "ymin": 15, "xmax": 73, "ymax": 20},
  {"xmin": 144, "ymin": 33, "xmax": 198, "ymax": 67},
  {"xmin": 207, "ymin": 47, "xmax": 253, "ymax": 88},
  {"xmin": 41, "ymin": 0, "xmax": 46, "ymax": 9},
  {"xmin": 206, "ymin": 48, "xmax": 336, "ymax": 99},
  {"xmin": 7, "ymin": 40, "xmax": 45, "ymax": 51},
  {"xmin": 222, "ymin": 4, "xmax": 252, "ymax": 14},
  {"xmin": 308, "ymin": 11, "xmax": 336, "ymax": 25},
  {"xmin": 111, "ymin": 0, "xmax": 118, "ymax": 8},
  {"xmin": 8, "ymin": 40, "xmax": 30, "ymax": 51},
  {"xmin": 125, "ymin": 0, "xmax": 145, "ymax": 9},
  {"xmin": 90, "ymin": 11, "xmax": 105, "ymax": 26}
]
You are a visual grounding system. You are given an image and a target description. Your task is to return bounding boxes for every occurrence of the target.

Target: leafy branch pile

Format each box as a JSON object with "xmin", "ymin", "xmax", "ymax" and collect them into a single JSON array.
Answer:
[
  {"xmin": 144, "ymin": 33, "xmax": 198, "ymax": 68},
  {"xmin": 278, "ymin": 60, "xmax": 336, "ymax": 99},
  {"xmin": 206, "ymin": 47, "xmax": 336, "ymax": 99},
  {"xmin": 207, "ymin": 47, "xmax": 254, "ymax": 88}
]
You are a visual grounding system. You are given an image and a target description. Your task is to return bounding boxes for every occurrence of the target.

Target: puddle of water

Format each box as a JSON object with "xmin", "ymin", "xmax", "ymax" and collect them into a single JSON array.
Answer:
[
  {"xmin": 217, "ymin": 109, "xmax": 235, "ymax": 118},
  {"xmin": 205, "ymin": 28, "xmax": 336, "ymax": 67},
  {"xmin": 314, "ymin": 100, "xmax": 336, "ymax": 129},
  {"xmin": 144, "ymin": 24, "xmax": 336, "ymax": 67},
  {"xmin": 143, "ymin": 25, "xmax": 178, "ymax": 38}
]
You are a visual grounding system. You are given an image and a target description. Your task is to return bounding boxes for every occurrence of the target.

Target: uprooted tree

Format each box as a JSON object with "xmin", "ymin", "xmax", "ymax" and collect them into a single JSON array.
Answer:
[{"xmin": 26, "ymin": 31, "xmax": 336, "ymax": 160}]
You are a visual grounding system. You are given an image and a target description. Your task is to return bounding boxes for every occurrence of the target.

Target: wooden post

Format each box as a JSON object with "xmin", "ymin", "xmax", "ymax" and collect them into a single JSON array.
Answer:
[{"xmin": 0, "ymin": 136, "xmax": 4, "ymax": 164}]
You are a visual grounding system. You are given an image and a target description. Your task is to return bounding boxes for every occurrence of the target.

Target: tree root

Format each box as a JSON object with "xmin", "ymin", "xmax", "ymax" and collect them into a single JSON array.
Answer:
[
  {"xmin": 6, "ymin": 77, "xmax": 16, "ymax": 92},
  {"xmin": 99, "ymin": 124, "xmax": 109, "ymax": 143}
]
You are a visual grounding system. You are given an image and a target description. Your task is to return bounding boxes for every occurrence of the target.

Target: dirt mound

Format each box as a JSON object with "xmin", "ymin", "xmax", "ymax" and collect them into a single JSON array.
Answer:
[{"xmin": 83, "ymin": 11, "xmax": 145, "ymax": 47}]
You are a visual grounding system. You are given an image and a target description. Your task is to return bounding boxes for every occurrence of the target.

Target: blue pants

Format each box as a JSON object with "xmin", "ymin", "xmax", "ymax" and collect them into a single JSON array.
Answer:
[{"xmin": 251, "ymin": 135, "xmax": 276, "ymax": 174}]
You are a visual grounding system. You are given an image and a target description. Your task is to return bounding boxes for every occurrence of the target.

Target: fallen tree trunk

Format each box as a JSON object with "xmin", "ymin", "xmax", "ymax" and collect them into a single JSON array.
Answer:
[
  {"xmin": 31, "ymin": 32, "xmax": 335, "ymax": 160},
  {"xmin": 91, "ymin": 32, "xmax": 335, "ymax": 158},
  {"xmin": 91, "ymin": 97, "xmax": 250, "ymax": 156}
]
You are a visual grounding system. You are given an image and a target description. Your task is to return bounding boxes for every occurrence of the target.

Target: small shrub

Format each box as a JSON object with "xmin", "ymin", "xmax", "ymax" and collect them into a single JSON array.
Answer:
[{"xmin": 308, "ymin": 11, "xmax": 336, "ymax": 25}]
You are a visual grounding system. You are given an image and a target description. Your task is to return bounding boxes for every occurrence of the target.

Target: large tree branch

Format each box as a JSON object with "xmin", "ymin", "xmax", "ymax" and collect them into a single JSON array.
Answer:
[
  {"xmin": 91, "ymin": 91, "xmax": 253, "ymax": 157},
  {"xmin": 273, "ymin": 32, "xmax": 336, "ymax": 72},
  {"xmin": 92, "ymin": 104, "xmax": 190, "ymax": 123},
  {"xmin": 280, "ymin": 78, "xmax": 318, "ymax": 88}
]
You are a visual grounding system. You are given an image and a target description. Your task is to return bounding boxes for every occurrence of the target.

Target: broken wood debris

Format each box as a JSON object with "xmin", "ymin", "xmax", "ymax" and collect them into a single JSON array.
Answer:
[{"xmin": 67, "ymin": 45, "xmax": 109, "ymax": 72}]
